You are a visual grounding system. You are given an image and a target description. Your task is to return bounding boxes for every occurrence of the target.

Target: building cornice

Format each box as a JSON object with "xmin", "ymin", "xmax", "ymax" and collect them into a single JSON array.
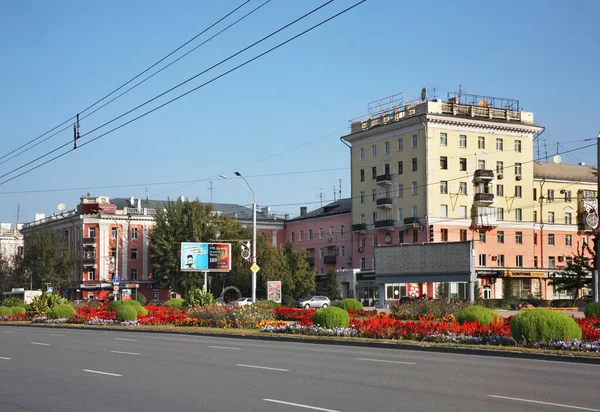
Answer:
[
  {"xmin": 427, "ymin": 114, "xmax": 544, "ymax": 135},
  {"xmin": 341, "ymin": 117, "xmax": 424, "ymax": 143}
]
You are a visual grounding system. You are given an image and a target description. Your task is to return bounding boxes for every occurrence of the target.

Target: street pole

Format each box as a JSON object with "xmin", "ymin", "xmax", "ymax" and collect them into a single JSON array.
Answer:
[
  {"xmin": 114, "ymin": 228, "xmax": 119, "ymax": 301},
  {"xmin": 595, "ymin": 133, "xmax": 600, "ymax": 303}
]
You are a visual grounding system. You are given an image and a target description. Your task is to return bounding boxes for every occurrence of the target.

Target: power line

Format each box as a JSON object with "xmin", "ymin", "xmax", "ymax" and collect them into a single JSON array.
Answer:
[
  {"xmin": 0, "ymin": 0, "xmax": 252, "ymax": 166},
  {"xmin": 0, "ymin": 1, "xmax": 365, "ymax": 187}
]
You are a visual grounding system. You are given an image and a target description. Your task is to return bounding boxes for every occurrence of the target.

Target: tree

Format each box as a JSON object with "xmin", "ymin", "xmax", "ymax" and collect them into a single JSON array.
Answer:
[
  {"xmin": 436, "ymin": 282, "xmax": 449, "ymax": 300},
  {"xmin": 502, "ymin": 277, "xmax": 515, "ymax": 303},
  {"xmin": 283, "ymin": 243, "xmax": 316, "ymax": 299},
  {"xmin": 550, "ymin": 243, "xmax": 592, "ymax": 303},
  {"xmin": 315, "ymin": 269, "xmax": 339, "ymax": 299}
]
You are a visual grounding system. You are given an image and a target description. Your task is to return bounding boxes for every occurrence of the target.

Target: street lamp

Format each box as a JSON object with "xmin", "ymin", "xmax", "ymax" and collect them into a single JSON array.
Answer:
[{"xmin": 219, "ymin": 172, "xmax": 257, "ymax": 303}]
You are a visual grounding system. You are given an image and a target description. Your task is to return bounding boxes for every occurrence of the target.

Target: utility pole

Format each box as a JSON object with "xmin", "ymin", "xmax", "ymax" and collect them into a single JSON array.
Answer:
[
  {"xmin": 208, "ymin": 181, "xmax": 214, "ymax": 203},
  {"xmin": 594, "ymin": 132, "xmax": 600, "ymax": 302}
]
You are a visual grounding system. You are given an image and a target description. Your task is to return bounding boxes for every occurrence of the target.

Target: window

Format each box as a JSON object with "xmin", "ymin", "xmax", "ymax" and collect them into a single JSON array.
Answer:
[
  {"xmin": 497, "ymin": 255, "xmax": 505, "ymax": 267},
  {"xmin": 548, "ymin": 211, "xmax": 555, "ymax": 224},
  {"xmin": 459, "ymin": 182, "xmax": 467, "ymax": 195},
  {"xmin": 548, "ymin": 234, "xmax": 555, "ymax": 245},
  {"xmin": 478, "ymin": 136, "xmax": 485, "ymax": 149},
  {"xmin": 411, "ymin": 182, "xmax": 418, "ymax": 195},
  {"xmin": 496, "ymin": 161, "xmax": 504, "ymax": 175},
  {"xmin": 440, "ymin": 205, "xmax": 448, "ymax": 218},
  {"xmin": 412, "ymin": 230, "xmax": 418, "ymax": 242},
  {"xmin": 412, "ymin": 158, "xmax": 418, "ymax": 172},
  {"xmin": 477, "ymin": 159, "xmax": 486, "ymax": 170},
  {"xmin": 564, "ymin": 190, "xmax": 572, "ymax": 202},
  {"xmin": 319, "ymin": 228, "xmax": 323, "ymax": 239},
  {"xmin": 440, "ymin": 228, "xmax": 448, "ymax": 241},
  {"xmin": 479, "ymin": 254, "xmax": 487, "ymax": 266},
  {"xmin": 497, "ymin": 207, "xmax": 504, "ymax": 221},
  {"xmin": 460, "ymin": 205, "xmax": 467, "ymax": 218},
  {"xmin": 340, "ymin": 226, "xmax": 345, "ymax": 236},
  {"xmin": 290, "ymin": 232, "xmax": 295, "ymax": 242},
  {"xmin": 339, "ymin": 245, "xmax": 345, "ymax": 257},
  {"xmin": 533, "ymin": 211, "xmax": 537, "ymax": 223},
  {"xmin": 459, "ymin": 158, "xmax": 467, "ymax": 171},
  {"xmin": 460, "ymin": 229, "xmax": 467, "ymax": 241},
  {"xmin": 440, "ymin": 133, "xmax": 447, "ymax": 146},
  {"xmin": 88, "ymin": 269, "xmax": 96, "ymax": 281},
  {"xmin": 359, "ymin": 236, "xmax": 365, "ymax": 248},
  {"xmin": 372, "ymin": 234, "xmax": 377, "ymax": 246},
  {"xmin": 152, "ymin": 290, "xmax": 159, "ymax": 301},
  {"xmin": 329, "ymin": 227, "xmax": 334, "ymax": 236},
  {"xmin": 411, "ymin": 206, "xmax": 418, "ymax": 217},
  {"xmin": 359, "ymin": 147, "xmax": 365, "ymax": 160},
  {"xmin": 565, "ymin": 212, "xmax": 572, "ymax": 225},
  {"xmin": 319, "ymin": 248, "xmax": 324, "ymax": 259},
  {"xmin": 397, "ymin": 138, "xmax": 403, "ymax": 152},
  {"xmin": 496, "ymin": 184, "xmax": 504, "ymax": 196},
  {"xmin": 479, "ymin": 230, "xmax": 486, "ymax": 243},
  {"xmin": 547, "ymin": 189, "xmax": 555, "ymax": 202},
  {"xmin": 131, "ymin": 249, "xmax": 138, "ymax": 260},
  {"xmin": 371, "ymin": 144, "xmax": 376, "ymax": 157},
  {"xmin": 534, "ymin": 256, "xmax": 538, "ymax": 268},
  {"xmin": 372, "ymin": 189, "xmax": 377, "ymax": 201},
  {"xmin": 534, "ymin": 233, "xmax": 538, "ymax": 245},
  {"xmin": 398, "ymin": 231, "xmax": 404, "ymax": 243},
  {"xmin": 131, "ymin": 228, "xmax": 138, "ymax": 240},
  {"xmin": 372, "ymin": 166, "xmax": 377, "ymax": 179},
  {"xmin": 516, "ymin": 255, "xmax": 523, "ymax": 268},
  {"xmin": 360, "ymin": 169, "xmax": 365, "ymax": 181},
  {"xmin": 299, "ymin": 231, "xmax": 304, "ymax": 242},
  {"xmin": 497, "ymin": 231, "xmax": 504, "ymax": 243},
  {"xmin": 515, "ymin": 163, "xmax": 522, "ymax": 176},
  {"xmin": 89, "ymin": 227, "xmax": 96, "ymax": 238},
  {"xmin": 516, "ymin": 231, "xmax": 523, "ymax": 244},
  {"xmin": 459, "ymin": 135, "xmax": 467, "ymax": 148},
  {"xmin": 566, "ymin": 234, "xmax": 572, "ymax": 246},
  {"xmin": 372, "ymin": 212, "xmax": 377, "ymax": 223},
  {"xmin": 397, "ymin": 161, "xmax": 403, "ymax": 175},
  {"xmin": 548, "ymin": 256, "xmax": 556, "ymax": 268},
  {"xmin": 397, "ymin": 184, "xmax": 404, "ymax": 198},
  {"xmin": 360, "ymin": 191, "xmax": 365, "ymax": 203},
  {"xmin": 384, "ymin": 141, "xmax": 390, "ymax": 155},
  {"xmin": 384, "ymin": 163, "xmax": 390, "ymax": 175},
  {"xmin": 515, "ymin": 208, "xmax": 522, "ymax": 221},
  {"xmin": 308, "ymin": 229, "xmax": 313, "ymax": 240},
  {"xmin": 515, "ymin": 140, "xmax": 522, "ymax": 153},
  {"xmin": 515, "ymin": 185, "xmax": 522, "ymax": 198},
  {"xmin": 411, "ymin": 134, "xmax": 417, "ymax": 148},
  {"xmin": 112, "ymin": 228, "xmax": 118, "ymax": 240},
  {"xmin": 496, "ymin": 138, "xmax": 503, "ymax": 151},
  {"xmin": 440, "ymin": 181, "xmax": 448, "ymax": 194},
  {"xmin": 131, "ymin": 269, "xmax": 138, "ymax": 281},
  {"xmin": 360, "ymin": 258, "xmax": 366, "ymax": 270},
  {"xmin": 440, "ymin": 156, "xmax": 448, "ymax": 169},
  {"xmin": 397, "ymin": 208, "xmax": 404, "ymax": 220}
]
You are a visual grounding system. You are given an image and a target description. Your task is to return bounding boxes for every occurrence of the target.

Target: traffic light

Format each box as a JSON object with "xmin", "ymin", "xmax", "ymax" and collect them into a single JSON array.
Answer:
[
  {"xmin": 429, "ymin": 225, "xmax": 434, "ymax": 242},
  {"xmin": 240, "ymin": 241, "xmax": 251, "ymax": 261}
]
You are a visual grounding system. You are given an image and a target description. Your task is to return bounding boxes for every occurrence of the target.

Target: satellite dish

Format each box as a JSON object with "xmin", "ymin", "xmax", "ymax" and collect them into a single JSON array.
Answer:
[
  {"xmin": 57, "ymin": 203, "xmax": 67, "ymax": 212},
  {"xmin": 553, "ymin": 154, "xmax": 562, "ymax": 164},
  {"xmin": 420, "ymin": 87, "xmax": 428, "ymax": 102}
]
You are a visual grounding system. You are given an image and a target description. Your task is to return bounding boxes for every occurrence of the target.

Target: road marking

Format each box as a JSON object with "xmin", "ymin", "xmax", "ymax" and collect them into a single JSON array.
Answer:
[
  {"xmin": 114, "ymin": 337, "xmax": 137, "ymax": 341},
  {"xmin": 237, "ymin": 364, "xmax": 288, "ymax": 372},
  {"xmin": 356, "ymin": 357, "xmax": 417, "ymax": 365},
  {"xmin": 82, "ymin": 369, "xmax": 122, "ymax": 377},
  {"xmin": 488, "ymin": 395, "xmax": 600, "ymax": 411},
  {"xmin": 110, "ymin": 351, "xmax": 140, "ymax": 355},
  {"xmin": 264, "ymin": 399, "xmax": 341, "ymax": 412},
  {"xmin": 0, "ymin": 357, "xmax": 11, "ymax": 360},
  {"xmin": 30, "ymin": 342, "xmax": 50, "ymax": 346},
  {"xmin": 50, "ymin": 334, "xmax": 65, "ymax": 337},
  {"xmin": 1, "ymin": 330, "xmax": 15, "ymax": 333},
  {"xmin": 208, "ymin": 345, "xmax": 241, "ymax": 350}
]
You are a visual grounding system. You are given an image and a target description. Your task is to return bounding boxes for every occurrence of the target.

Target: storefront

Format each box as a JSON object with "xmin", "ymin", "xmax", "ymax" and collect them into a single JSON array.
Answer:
[
  {"xmin": 356, "ymin": 271, "xmax": 378, "ymax": 306},
  {"xmin": 502, "ymin": 271, "xmax": 546, "ymax": 299},
  {"xmin": 476, "ymin": 270, "xmax": 502, "ymax": 299},
  {"xmin": 79, "ymin": 283, "xmax": 114, "ymax": 301}
]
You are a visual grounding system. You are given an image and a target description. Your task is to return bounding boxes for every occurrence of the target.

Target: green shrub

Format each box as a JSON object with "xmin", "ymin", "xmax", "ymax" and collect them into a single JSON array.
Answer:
[
  {"xmin": 134, "ymin": 293, "xmax": 147, "ymax": 305},
  {"xmin": 282, "ymin": 295, "xmax": 294, "ymax": 307},
  {"xmin": 254, "ymin": 300, "xmax": 280, "ymax": 309},
  {"xmin": 0, "ymin": 307, "xmax": 12, "ymax": 316},
  {"xmin": 184, "ymin": 289, "xmax": 216, "ymax": 308},
  {"xmin": 336, "ymin": 298, "xmax": 363, "ymax": 311},
  {"xmin": 390, "ymin": 299, "xmax": 470, "ymax": 320},
  {"xmin": 510, "ymin": 308, "xmax": 582, "ymax": 343},
  {"xmin": 107, "ymin": 300, "xmax": 121, "ymax": 312},
  {"xmin": 1, "ymin": 296, "xmax": 25, "ymax": 307},
  {"xmin": 227, "ymin": 304, "xmax": 274, "ymax": 328},
  {"xmin": 11, "ymin": 307, "xmax": 26, "ymax": 315},
  {"xmin": 136, "ymin": 306, "xmax": 148, "ymax": 316},
  {"xmin": 311, "ymin": 306, "xmax": 350, "ymax": 328},
  {"xmin": 115, "ymin": 305, "xmax": 138, "ymax": 322},
  {"xmin": 584, "ymin": 302, "xmax": 600, "ymax": 318},
  {"xmin": 46, "ymin": 304, "xmax": 75, "ymax": 319},
  {"xmin": 456, "ymin": 305, "xmax": 501, "ymax": 326},
  {"xmin": 26, "ymin": 292, "xmax": 69, "ymax": 317},
  {"xmin": 108, "ymin": 300, "xmax": 146, "ymax": 315},
  {"xmin": 127, "ymin": 300, "xmax": 142, "ymax": 308},
  {"xmin": 164, "ymin": 298, "xmax": 184, "ymax": 309}
]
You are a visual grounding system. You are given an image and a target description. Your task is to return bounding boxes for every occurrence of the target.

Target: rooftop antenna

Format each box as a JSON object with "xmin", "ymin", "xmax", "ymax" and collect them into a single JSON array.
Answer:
[
  {"xmin": 553, "ymin": 142, "xmax": 562, "ymax": 164},
  {"xmin": 432, "ymin": 87, "xmax": 437, "ymax": 99},
  {"xmin": 333, "ymin": 186, "xmax": 336, "ymax": 202},
  {"xmin": 339, "ymin": 178, "xmax": 342, "ymax": 200},
  {"xmin": 16, "ymin": 204, "xmax": 20, "ymax": 225},
  {"xmin": 536, "ymin": 139, "xmax": 540, "ymax": 162},
  {"xmin": 544, "ymin": 141, "xmax": 548, "ymax": 162},
  {"xmin": 319, "ymin": 188, "xmax": 323, "ymax": 207},
  {"xmin": 208, "ymin": 181, "xmax": 214, "ymax": 203},
  {"xmin": 145, "ymin": 188, "xmax": 149, "ymax": 204}
]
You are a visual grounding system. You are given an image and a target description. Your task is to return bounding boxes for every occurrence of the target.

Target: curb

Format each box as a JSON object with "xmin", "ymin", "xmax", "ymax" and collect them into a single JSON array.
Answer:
[{"xmin": 3, "ymin": 323, "xmax": 600, "ymax": 365}]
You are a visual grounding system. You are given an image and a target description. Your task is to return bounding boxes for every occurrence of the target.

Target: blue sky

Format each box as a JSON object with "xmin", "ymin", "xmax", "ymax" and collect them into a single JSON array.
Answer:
[{"xmin": 0, "ymin": 0, "xmax": 598, "ymax": 224}]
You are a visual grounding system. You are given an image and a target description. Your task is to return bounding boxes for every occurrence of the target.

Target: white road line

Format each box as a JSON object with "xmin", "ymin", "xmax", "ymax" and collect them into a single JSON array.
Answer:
[
  {"xmin": 114, "ymin": 337, "xmax": 137, "ymax": 341},
  {"xmin": 30, "ymin": 342, "xmax": 50, "ymax": 346},
  {"xmin": 49, "ymin": 334, "xmax": 65, "ymax": 337},
  {"xmin": 208, "ymin": 345, "xmax": 241, "ymax": 350},
  {"xmin": 488, "ymin": 395, "xmax": 600, "ymax": 411},
  {"xmin": 1, "ymin": 330, "xmax": 15, "ymax": 333},
  {"xmin": 82, "ymin": 369, "xmax": 122, "ymax": 377},
  {"xmin": 0, "ymin": 357, "xmax": 11, "ymax": 360},
  {"xmin": 236, "ymin": 364, "xmax": 288, "ymax": 372},
  {"xmin": 110, "ymin": 351, "xmax": 140, "ymax": 355},
  {"xmin": 264, "ymin": 399, "xmax": 341, "ymax": 412},
  {"xmin": 356, "ymin": 357, "xmax": 417, "ymax": 365}
]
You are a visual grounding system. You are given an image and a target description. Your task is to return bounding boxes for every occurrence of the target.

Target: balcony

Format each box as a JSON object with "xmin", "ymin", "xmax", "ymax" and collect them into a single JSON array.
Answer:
[
  {"xmin": 351, "ymin": 223, "xmax": 368, "ymax": 233},
  {"xmin": 324, "ymin": 255, "xmax": 337, "ymax": 265},
  {"xmin": 474, "ymin": 193, "xmax": 495, "ymax": 206},
  {"xmin": 376, "ymin": 197, "xmax": 393, "ymax": 208},
  {"xmin": 82, "ymin": 237, "xmax": 96, "ymax": 247},
  {"xmin": 374, "ymin": 219, "xmax": 395, "ymax": 228},
  {"xmin": 82, "ymin": 257, "xmax": 96, "ymax": 266},
  {"xmin": 403, "ymin": 217, "xmax": 423, "ymax": 226},
  {"xmin": 471, "ymin": 206, "xmax": 497, "ymax": 229},
  {"xmin": 473, "ymin": 169, "xmax": 494, "ymax": 183},
  {"xmin": 306, "ymin": 257, "xmax": 315, "ymax": 266},
  {"xmin": 376, "ymin": 173, "xmax": 392, "ymax": 185}
]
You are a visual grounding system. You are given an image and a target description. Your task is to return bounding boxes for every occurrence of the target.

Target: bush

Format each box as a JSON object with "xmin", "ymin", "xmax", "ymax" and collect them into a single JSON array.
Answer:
[
  {"xmin": 282, "ymin": 295, "xmax": 294, "ymax": 307},
  {"xmin": 336, "ymin": 298, "xmax": 363, "ymax": 311},
  {"xmin": 584, "ymin": 302, "xmax": 600, "ymax": 318},
  {"xmin": 390, "ymin": 299, "xmax": 470, "ymax": 320},
  {"xmin": 26, "ymin": 292, "xmax": 69, "ymax": 317},
  {"xmin": 456, "ymin": 305, "xmax": 501, "ymax": 326},
  {"xmin": 108, "ymin": 301, "xmax": 146, "ymax": 315},
  {"xmin": 164, "ymin": 298, "xmax": 184, "ymax": 309},
  {"xmin": 114, "ymin": 305, "xmax": 138, "ymax": 322},
  {"xmin": 1, "ymin": 296, "xmax": 25, "ymax": 307},
  {"xmin": 107, "ymin": 300, "xmax": 121, "ymax": 312},
  {"xmin": 311, "ymin": 306, "xmax": 350, "ymax": 328},
  {"xmin": 254, "ymin": 300, "xmax": 280, "ymax": 309},
  {"xmin": 134, "ymin": 293, "xmax": 147, "ymax": 305},
  {"xmin": 0, "ymin": 307, "xmax": 12, "ymax": 316},
  {"xmin": 184, "ymin": 289, "xmax": 216, "ymax": 308},
  {"xmin": 228, "ymin": 305, "xmax": 274, "ymax": 328},
  {"xmin": 510, "ymin": 308, "xmax": 582, "ymax": 343},
  {"xmin": 46, "ymin": 304, "xmax": 75, "ymax": 319},
  {"xmin": 11, "ymin": 307, "xmax": 26, "ymax": 315}
]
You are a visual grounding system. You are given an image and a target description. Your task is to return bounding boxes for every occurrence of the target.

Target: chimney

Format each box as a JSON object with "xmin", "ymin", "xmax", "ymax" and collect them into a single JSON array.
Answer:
[
  {"xmin": 300, "ymin": 206, "xmax": 307, "ymax": 217},
  {"xmin": 137, "ymin": 198, "xmax": 141, "ymax": 210},
  {"xmin": 129, "ymin": 196, "xmax": 135, "ymax": 206}
]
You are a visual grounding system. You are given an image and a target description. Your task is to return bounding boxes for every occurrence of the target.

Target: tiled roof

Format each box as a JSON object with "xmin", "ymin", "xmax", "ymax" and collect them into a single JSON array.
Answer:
[
  {"xmin": 533, "ymin": 162, "xmax": 598, "ymax": 183},
  {"xmin": 287, "ymin": 198, "xmax": 352, "ymax": 222}
]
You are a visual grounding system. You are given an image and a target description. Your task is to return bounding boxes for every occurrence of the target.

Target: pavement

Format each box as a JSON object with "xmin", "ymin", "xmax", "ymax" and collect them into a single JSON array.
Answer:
[{"xmin": 1, "ymin": 325, "xmax": 599, "ymax": 412}]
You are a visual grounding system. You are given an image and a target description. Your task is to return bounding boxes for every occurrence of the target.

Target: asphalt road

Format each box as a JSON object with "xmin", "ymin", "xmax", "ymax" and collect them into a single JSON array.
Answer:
[{"xmin": 1, "ymin": 326, "xmax": 599, "ymax": 412}]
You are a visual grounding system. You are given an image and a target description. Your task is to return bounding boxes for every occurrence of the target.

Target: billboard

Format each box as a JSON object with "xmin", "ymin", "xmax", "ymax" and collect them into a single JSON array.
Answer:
[
  {"xmin": 267, "ymin": 281, "xmax": 282, "ymax": 303},
  {"xmin": 180, "ymin": 243, "xmax": 232, "ymax": 272}
]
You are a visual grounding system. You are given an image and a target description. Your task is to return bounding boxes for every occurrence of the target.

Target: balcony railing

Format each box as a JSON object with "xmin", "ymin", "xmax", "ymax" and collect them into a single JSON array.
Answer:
[
  {"xmin": 403, "ymin": 217, "xmax": 423, "ymax": 226},
  {"xmin": 376, "ymin": 173, "xmax": 392, "ymax": 185},
  {"xmin": 376, "ymin": 197, "xmax": 393, "ymax": 208},
  {"xmin": 474, "ymin": 193, "xmax": 495, "ymax": 205},
  {"xmin": 82, "ymin": 237, "xmax": 96, "ymax": 246},
  {"xmin": 82, "ymin": 258, "xmax": 96, "ymax": 266},
  {"xmin": 374, "ymin": 219, "xmax": 395, "ymax": 228},
  {"xmin": 324, "ymin": 255, "xmax": 337, "ymax": 265},
  {"xmin": 351, "ymin": 223, "xmax": 368, "ymax": 232},
  {"xmin": 473, "ymin": 169, "xmax": 494, "ymax": 182}
]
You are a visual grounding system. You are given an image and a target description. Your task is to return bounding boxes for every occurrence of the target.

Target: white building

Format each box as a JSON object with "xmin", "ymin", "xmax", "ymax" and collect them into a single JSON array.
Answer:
[{"xmin": 0, "ymin": 223, "xmax": 24, "ymax": 264}]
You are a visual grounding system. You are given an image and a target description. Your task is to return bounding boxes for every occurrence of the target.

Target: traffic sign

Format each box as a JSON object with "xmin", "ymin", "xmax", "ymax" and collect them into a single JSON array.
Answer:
[
  {"xmin": 47, "ymin": 287, "xmax": 53, "ymax": 293},
  {"xmin": 250, "ymin": 263, "xmax": 260, "ymax": 273},
  {"xmin": 113, "ymin": 276, "xmax": 120, "ymax": 285},
  {"xmin": 113, "ymin": 285, "xmax": 120, "ymax": 292}
]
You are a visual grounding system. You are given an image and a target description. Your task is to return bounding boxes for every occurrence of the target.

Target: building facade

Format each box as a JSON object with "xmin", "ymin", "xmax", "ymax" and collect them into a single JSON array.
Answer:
[{"xmin": 0, "ymin": 223, "xmax": 24, "ymax": 263}]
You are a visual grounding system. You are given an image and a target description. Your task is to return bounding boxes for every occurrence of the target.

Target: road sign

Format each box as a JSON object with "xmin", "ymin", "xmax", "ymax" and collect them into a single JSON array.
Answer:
[
  {"xmin": 113, "ymin": 276, "xmax": 120, "ymax": 284},
  {"xmin": 251, "ymin": 263, "xmax": 260, "ymax": 273},
  {"xmin": 47, "ymin": 287, "xmax": 53, "ymax": 293},
  {"xmin": 113, "ymin": 285, "xmax": 120, "ymax": 292}
]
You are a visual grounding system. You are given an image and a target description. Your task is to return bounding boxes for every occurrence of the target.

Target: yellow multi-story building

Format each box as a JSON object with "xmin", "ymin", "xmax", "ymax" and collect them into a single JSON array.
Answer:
[{"xmin": 341, "ymin": 90, "xmax": 595, "ymax": 303}]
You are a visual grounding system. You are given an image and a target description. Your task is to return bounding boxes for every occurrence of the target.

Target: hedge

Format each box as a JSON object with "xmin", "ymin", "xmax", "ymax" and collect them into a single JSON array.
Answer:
[
  {"xmin": 114, "ymin": 305, "xmax": 138, "ymax": 322},
  {"xmin": 336, "ymin": 298, "xmax": 363, "ymax": 311},
  {"xmin": 510, "ymin": 308, "xmax": 582, "ymax": 343},
  {"xmin": 0, "ymin": 307, "xmax": 12, "ymax": 316},
  {"xmin": 311, "ymin": 306, "xmax": 350, "ymax": 328},
  {"xmin": 46, "ymin": 304, "xmax": 75, "ymax": 320},
  {"xmin": 164, "ymin": 298, "xmax": 184, "ymax": 309},
  {"xmin": 11, "ymin": 307, "xmax": 26, "ymax": 315},
  {"xmin": 456, "ymin": 306, "xmax": 500, "ymax": 326},
  {"xmin": 584, "ymin": 302, "xmax": 600, "ymax": 318}
]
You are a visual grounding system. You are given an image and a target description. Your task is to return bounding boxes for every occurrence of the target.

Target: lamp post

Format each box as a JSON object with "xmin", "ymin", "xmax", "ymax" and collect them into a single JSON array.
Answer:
[{"xmin": 219, "ymin": 172, "xmax": 257, "ymax": 303}]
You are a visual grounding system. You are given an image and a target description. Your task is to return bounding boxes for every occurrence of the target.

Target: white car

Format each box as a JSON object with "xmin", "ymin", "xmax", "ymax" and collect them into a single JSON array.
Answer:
[{"xmin": 229, "ymin": 297, "xmax": 253, "ymax": 307}]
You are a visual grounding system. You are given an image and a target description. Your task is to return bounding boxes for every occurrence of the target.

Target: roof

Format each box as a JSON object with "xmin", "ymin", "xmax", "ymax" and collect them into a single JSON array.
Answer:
[
  {"xmin": 533, "ymin": 162, "xmax": 598, "ymax": 183},
  {"xmin": 287, "ymin": 198, "xmax": 352, "ymax": 222}
]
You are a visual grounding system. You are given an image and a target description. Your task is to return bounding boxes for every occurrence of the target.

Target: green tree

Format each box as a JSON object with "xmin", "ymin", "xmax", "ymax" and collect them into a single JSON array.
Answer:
[
  {"xmin": 550, "ymin": 243, "xmax": 592, "ymax": 304},
  {"xmin": 436, "ymin": 282, "xmax": 449, "ymax": 300},
  {"xmin": 502, "ymin": 277, "xmax": 515, "ymax": 303},
  {"xmin": 284, "ymin": 243, "xmax": 316, "ymax": 299},
  {"xmin": 316, "ymin": 269, "xmax": 339, "ymax": 299}
]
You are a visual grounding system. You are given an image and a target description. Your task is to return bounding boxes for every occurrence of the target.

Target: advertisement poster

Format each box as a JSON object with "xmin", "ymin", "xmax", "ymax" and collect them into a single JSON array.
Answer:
[
  {"xmin": 267, "ymin": 281, "xmax": 282, "ymax": 303},
  {"xmin": 24, "ymin": 290, "xmax": 42, "ymax": 304},
  {"xmin": 121, "ymin": 289, "xmax": 132, "ymax": 301},
  {"xmin": 180, "ymin": 243, "xmax": 232, "ymax": 272}
]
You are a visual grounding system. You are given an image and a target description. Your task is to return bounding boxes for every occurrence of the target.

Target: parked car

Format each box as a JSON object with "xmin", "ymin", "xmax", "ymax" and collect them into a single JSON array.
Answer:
[
  {"xmin": 228, "ymin": 297, "xmax": 254, "ymax": 307},
  {"xmin": 295, "ymin": 295, "xmax": 330, "ymax": 309}
]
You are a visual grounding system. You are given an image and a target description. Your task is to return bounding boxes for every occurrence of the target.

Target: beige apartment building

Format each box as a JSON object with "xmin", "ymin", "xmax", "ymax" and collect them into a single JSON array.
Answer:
[{"xmin": 342, "ymin": 90, "xmax": 595, "ymax": 302}]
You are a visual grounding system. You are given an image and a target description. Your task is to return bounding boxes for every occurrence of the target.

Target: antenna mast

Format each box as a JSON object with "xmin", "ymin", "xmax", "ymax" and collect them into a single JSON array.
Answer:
[
  {"xmin": 208, "ymin": 181, "xmax": 214, "ymax": 203},
  {"xmin": 544, "ymin": 141, "xmax": 548, "ymax": 162},
  {"xmin": 339, "ymin": 178, "xmax": 342, "ymax": 199},
  {"xmin": 319, "ymin": 189, "xmax": 323, "ymax": 207},
  {"xmin": 333, "ymin": 186, "xmax": 336, "ymax": 202},
  {"xmin": 16, "ymin": 204, "xmax": 20, "ymax": 225}
]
